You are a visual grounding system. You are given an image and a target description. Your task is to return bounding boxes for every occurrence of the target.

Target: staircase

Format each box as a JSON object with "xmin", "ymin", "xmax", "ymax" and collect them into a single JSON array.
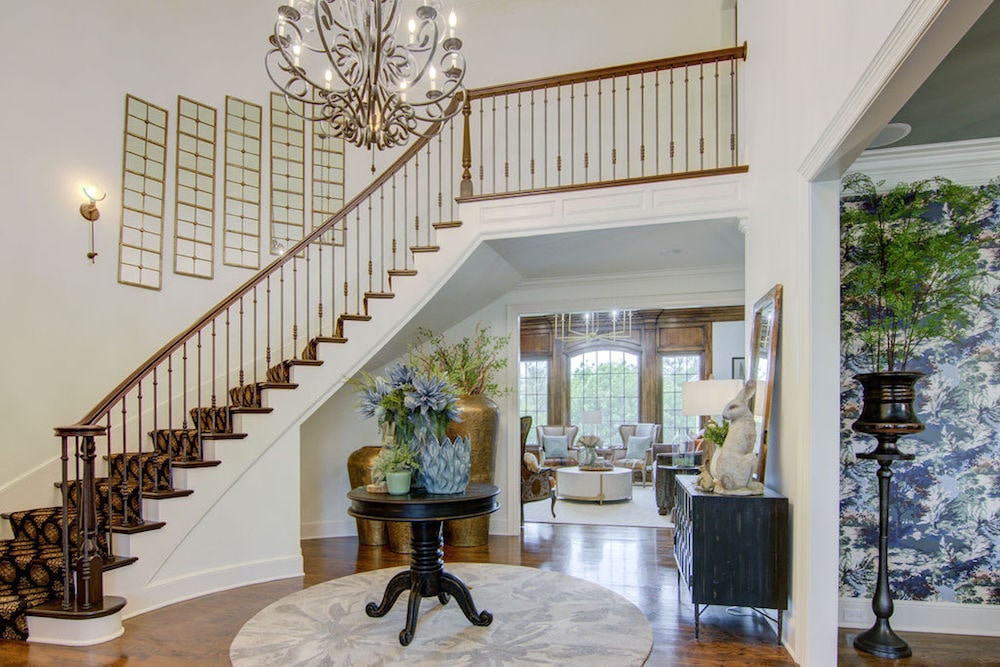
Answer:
[{"xmin": 0, "ymin": 46, "xmax": 746, "ymax": 644}]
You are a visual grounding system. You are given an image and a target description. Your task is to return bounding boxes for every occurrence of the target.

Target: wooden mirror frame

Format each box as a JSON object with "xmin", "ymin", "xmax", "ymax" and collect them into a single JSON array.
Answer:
[{"xmin": 749, "ymin": 284, "xmax": 782, "ymax": 483}]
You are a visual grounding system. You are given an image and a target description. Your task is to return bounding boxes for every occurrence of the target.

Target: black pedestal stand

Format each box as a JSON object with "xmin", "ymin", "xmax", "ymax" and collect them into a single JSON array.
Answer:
[
  {"xmin": 853, "ymin": 449, "xmax": 914, "ymax": 659},
  {"xmin": 851, "ymin": 371, "xmax": 924, "ymax": 660}
]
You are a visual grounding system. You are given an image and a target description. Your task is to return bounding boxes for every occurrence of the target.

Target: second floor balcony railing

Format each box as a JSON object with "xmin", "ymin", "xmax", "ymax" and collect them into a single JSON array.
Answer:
[{"xmin": 459, "ymin": 44, "xmax": 747, "ymax": 201}]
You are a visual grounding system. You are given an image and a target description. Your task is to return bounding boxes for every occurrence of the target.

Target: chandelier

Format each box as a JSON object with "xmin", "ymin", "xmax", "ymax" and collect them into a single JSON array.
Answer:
[
  {"xmin": 553, "ymin": 311, "xmax": 634, "ymax": 343},
  {"xmin": 265, "ymin": 0, "xmax": 467, "ymax": 153}
]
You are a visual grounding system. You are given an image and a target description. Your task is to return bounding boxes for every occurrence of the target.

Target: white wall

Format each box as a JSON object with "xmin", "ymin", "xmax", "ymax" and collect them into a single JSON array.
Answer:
[
  {"xmin": 740, "ymin": 1, "xmax": 989, "ymax": 664},
  {"xmin": 0, "ymin": 1, "xmax": 281, "ymax": 510},
  {"xmin": 712, "ymin": 320, "xmax": 745, "ymax": 380}
]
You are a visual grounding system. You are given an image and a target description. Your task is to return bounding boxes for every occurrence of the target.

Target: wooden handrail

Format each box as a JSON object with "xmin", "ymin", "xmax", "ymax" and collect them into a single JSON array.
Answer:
[
  {"xmin": 466, "ymin": 44, "xmax": 746, "ymax": 99},
  {"xmin": 76, "ymin": 94, "xmax": 465, "ymax": 427}
]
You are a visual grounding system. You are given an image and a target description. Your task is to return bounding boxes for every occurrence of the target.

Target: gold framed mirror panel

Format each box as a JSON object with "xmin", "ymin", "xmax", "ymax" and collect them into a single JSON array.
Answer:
[
  {"xmin": 311, "ymin": 113, "xmax": 346, "ymax": 247},
  {"xmin": 269, "ymin": 92, "xmax": 306, "ymax": 255},
  {"xmin": 222, "ymin": 96, "xmax": 263, "ymax": 269},
  {"xmin": 118, "ymin": 94, "xmax": 168, "ymax": 290},
  {"xmin": 173, "ymin": 96, "xmax": 217, "ymax": 279},
  {"xmin": 749, "ymin": 283, "xmax": 782, "ymax": 483}
]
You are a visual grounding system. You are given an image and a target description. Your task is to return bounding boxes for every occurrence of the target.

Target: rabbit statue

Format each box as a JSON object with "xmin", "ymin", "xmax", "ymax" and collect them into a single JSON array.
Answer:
[{"xmin": 708, "ymin": 381, "xmax": 764, "ymax": 495}]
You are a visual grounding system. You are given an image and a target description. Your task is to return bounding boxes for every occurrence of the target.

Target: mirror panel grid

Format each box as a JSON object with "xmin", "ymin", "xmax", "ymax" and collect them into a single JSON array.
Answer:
[
  {"xmin": 173, "ymin": 96, "xmax": 217, "ymax": 279},
  {"xmin": 118, "ymin": 94, "xmax": 168, "ymax": 290},
  {"xmin": 748, "ymin": 283, "xmax": 782, "ymax": 484},
  {"xmin": 269, "ymin": 92, "xmax": 306, "ymax": 255},
  {"xmin": 223, "ymin": 96, "xmax": 263, "ymax": 269},
  {"xmin": 311, "ymin": 117, "xmax": 346, "ymax": 247}
]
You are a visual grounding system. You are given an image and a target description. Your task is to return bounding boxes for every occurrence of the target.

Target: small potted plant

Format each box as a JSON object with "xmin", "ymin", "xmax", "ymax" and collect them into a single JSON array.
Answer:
[{"xmin": 372, "ymin": 443, "xmax": 422, "ymax": 495}]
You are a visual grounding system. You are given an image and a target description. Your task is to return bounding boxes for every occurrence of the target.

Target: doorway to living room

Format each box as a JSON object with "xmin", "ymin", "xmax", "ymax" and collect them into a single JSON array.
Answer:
[{"xmin": 518, "ymin": 307, "xmax": 745, "ymax": 529}]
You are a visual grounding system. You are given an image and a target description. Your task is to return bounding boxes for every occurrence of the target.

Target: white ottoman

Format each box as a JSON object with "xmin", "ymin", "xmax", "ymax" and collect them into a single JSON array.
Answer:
[{"xmin": 555, "ymin": 467, "xmax": 633, "ymax": 504}]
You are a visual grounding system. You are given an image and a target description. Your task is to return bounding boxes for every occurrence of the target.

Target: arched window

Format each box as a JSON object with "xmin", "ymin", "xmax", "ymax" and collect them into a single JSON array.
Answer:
[{"xmin": 569, "ymin": 349, "xmax": 640, "ymax": 445}]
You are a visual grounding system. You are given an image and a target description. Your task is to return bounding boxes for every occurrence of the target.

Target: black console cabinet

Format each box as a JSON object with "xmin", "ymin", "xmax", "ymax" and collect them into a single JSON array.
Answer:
[{"xmin": 673, "ymin": 475, "xmax": 789, "ymax": 642}]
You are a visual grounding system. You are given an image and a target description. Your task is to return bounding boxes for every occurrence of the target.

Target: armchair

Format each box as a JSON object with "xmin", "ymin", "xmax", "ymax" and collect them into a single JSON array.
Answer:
[
  {"xmin": 614, "ymin": 423, "xmax": 661, "ymax": 486},
  {"xmin": 536, "ymin": 425, "xmax": 579, "ymax": 467},
  {"xmin": 520, "ymin": 416, "xmax": 556, "ymax": 521}
]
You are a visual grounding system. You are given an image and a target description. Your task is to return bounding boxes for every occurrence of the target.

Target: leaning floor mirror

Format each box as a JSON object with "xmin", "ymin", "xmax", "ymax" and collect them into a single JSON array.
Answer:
[{"xmin": 749, "ymin": 284, "xmax": 782, "ymax": 483}]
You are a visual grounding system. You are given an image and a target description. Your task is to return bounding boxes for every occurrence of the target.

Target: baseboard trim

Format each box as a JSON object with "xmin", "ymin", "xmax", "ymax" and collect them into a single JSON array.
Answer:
[
  {"xmin": 839, "ymin": 597, "xmax": 1000, "ymax": 637},
  {"xmin": 119, "ymin": 554, "xmax": 303, "ymax": 621}
]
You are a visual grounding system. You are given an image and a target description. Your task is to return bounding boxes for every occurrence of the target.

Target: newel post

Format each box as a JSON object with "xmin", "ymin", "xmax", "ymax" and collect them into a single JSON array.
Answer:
[
  {"xmin": 54, "ymin": 424, "xmax": 108, "ymax": 610},
  {"xmin": 460, "ymin": 96, "xmax": 473, "ymax": 198}
]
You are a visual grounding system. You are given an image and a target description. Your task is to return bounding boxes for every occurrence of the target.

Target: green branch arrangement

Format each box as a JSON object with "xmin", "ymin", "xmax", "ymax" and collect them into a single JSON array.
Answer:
[
  {"xmin": 841, "ymin": 173, "xmax": 1000, "ymax": 372},
  {"xmin": 409, "ymin": 324, "xmax": 512, "ymax": 397}
]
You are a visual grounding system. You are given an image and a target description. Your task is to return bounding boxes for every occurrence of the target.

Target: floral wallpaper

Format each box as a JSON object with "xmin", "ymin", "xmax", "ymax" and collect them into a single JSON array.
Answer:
[{"xmin": 839, "ymin": 192, "xmax": 1000, "ymax": 606}]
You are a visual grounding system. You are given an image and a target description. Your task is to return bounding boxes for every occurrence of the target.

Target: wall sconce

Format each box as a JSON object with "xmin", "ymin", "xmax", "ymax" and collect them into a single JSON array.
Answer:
[{"xmin": 79, "ymin": 185, "xmax": 106, "ymax": 263}]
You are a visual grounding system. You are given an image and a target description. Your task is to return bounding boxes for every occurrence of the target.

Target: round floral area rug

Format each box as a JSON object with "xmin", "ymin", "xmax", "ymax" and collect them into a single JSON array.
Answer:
[{"xmin": 230, "ymin": 562, "xmax": 652, "ymax": 666}]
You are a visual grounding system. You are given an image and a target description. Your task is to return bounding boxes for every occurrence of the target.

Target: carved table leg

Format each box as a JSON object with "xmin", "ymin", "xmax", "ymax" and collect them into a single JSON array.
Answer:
[
  {"xmin": 365, "ymin": 570, "xmax": 411, "ymax": 618},
  {"xmin": 440, "ymin": 571, "xmax": 493, "ymax": 626}
]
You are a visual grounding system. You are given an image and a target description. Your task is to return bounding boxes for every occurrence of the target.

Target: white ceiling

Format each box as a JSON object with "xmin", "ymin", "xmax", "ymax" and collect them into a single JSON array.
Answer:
[
  {"xmin": 485, "ymin": 218, "xmax": 744, "ymax": 280},
  {"xmin": 876, "ymin": 2, "xmax": 999, "ymax": 149}
]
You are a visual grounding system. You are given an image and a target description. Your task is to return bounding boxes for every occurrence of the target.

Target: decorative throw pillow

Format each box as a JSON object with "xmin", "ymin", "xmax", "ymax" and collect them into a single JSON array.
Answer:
[
  {"xmin": 523, "ymin": 452, "xmax": 540, "ymax": 472},
  {"xmin": 626, "ymin": 434, "xmax": 652, "ymax": 460},
  {"xmin": 542, "ymin": 434, "xmax": 569, "ymax": 458},
  {"xmin": 634, "ymin": 423, "xmax": 655, "ymax": 438}
]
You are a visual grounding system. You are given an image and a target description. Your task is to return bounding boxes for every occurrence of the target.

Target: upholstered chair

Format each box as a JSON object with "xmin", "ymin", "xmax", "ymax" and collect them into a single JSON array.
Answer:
[
  {"xmin": 614, "ymin": 423, "xmax": 661, "ymax": 485},
  {"xmin": 520, "ymin": 416, "xmax": 557, "ymax": 521},
  {"xmin": 535, "ymin": 425, "xmax": 579, "ymax": 467}
]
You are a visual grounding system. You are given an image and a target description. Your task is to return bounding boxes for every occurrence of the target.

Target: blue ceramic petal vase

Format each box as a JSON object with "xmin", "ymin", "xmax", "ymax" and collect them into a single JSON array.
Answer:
[{"xmin": 420, "ymin": 435, "xmax": 472, "ymax": 494}]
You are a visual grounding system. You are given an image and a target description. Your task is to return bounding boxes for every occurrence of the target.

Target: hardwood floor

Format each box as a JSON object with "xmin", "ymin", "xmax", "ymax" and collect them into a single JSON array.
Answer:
[{"xmin": 1, "ymin": 523, "xmax": 998, "ymax": 665}]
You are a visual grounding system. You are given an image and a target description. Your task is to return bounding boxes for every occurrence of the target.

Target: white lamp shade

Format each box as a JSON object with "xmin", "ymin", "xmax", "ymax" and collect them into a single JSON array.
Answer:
[
  {"xmin": 581, "ymin": 410, "xmax": 603, "ymax": 425},
  {"xmin": 681, "ymin": 379, "xmax": 744, "ymax": 416}
]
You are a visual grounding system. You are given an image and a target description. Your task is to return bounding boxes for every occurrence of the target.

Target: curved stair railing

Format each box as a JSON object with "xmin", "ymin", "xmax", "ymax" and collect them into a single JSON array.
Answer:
[{"xmin": 0, "ymin": 45, "xmax": 745, "ymax": 640}]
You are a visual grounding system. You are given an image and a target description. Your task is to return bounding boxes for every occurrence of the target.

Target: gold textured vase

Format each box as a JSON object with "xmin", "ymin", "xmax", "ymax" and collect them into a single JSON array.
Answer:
[
  {"xmin": 347, "ymin": 445, "xmax": 387, "ymax": 546},
  {"xmin": 443, "ymin": 394, "xmax": 498, "ymax": 546}
]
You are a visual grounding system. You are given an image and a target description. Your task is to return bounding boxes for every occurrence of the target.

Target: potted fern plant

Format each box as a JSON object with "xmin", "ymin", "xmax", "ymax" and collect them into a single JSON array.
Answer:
[{"xmin": 840, "ymin": 172, "xmax": 999, "ymax": 659}]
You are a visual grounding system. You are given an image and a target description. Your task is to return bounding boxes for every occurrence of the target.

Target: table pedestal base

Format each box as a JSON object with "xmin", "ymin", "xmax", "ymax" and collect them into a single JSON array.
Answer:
[{"xmin": 364, "ymin": 520, "xmax": 492, "ymax": 645}]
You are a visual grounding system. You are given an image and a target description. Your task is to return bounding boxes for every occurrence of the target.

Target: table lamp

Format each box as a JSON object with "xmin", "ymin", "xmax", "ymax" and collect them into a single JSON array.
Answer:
[{"xmin": 681, "ymin": 379, "xmax": 743, "ymax": 448}]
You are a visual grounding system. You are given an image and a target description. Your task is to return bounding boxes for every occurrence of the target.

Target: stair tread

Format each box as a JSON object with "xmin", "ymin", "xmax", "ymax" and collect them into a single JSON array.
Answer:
[
  {"xmin": 432, "ymin": 220, "xmax": 462, "ymax": 229},
  {"xmin": 410, "ymin": 245, "xmax": 440, "ymax": 252},
  {"xmin": 286, "ymin": 358, "xmax": 323, "ymax": 367},
  {"xmin": 257, "ymin": 382, "xmax": 298, "ymax": 390},
  {"xmin": 388, "ymin": 269, "xmax": 417, "ymax": 277},
  {"xmin": 26, "ymin": 594, "xmax": 127, "ymax": 620},
  {"xmin": 143, "ymin": 488, "xmax": 194, "ymax": 500},
  {"xmin": 339, "ymin": 314, "xmax": 372, "ymax": 322},
  {"xmin": 171, "ymin": 459, "xmax": 222, "ymax": 469},
  {"xmin": 110, "ymin": 520, "xmax": 165, "ymax": 535},
  {"xmin": 311, "ymin": 336, "xmax": 348, "ymax": 344},
  {"xmin": 200, "ymin": 432, "xmax": 247, "ymax": 440},
  {"xmin": 229, "ymin": 406, "xmax": 274, "ymax": 414},
  {"xmin": 364, "ymin": 291, "xmax": 395, "ymax": 299}
]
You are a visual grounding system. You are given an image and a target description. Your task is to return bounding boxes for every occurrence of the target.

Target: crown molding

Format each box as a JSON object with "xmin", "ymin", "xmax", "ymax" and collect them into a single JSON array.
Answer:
[{"xmin": 849, "ymin": 136, "xmax": 1000, "ymax": 187}]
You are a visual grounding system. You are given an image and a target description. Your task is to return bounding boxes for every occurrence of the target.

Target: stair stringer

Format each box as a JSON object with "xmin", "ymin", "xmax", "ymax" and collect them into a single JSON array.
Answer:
[{"xmin": 30, "ymin": 216, "xmax": 489, "ymax": 642}]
